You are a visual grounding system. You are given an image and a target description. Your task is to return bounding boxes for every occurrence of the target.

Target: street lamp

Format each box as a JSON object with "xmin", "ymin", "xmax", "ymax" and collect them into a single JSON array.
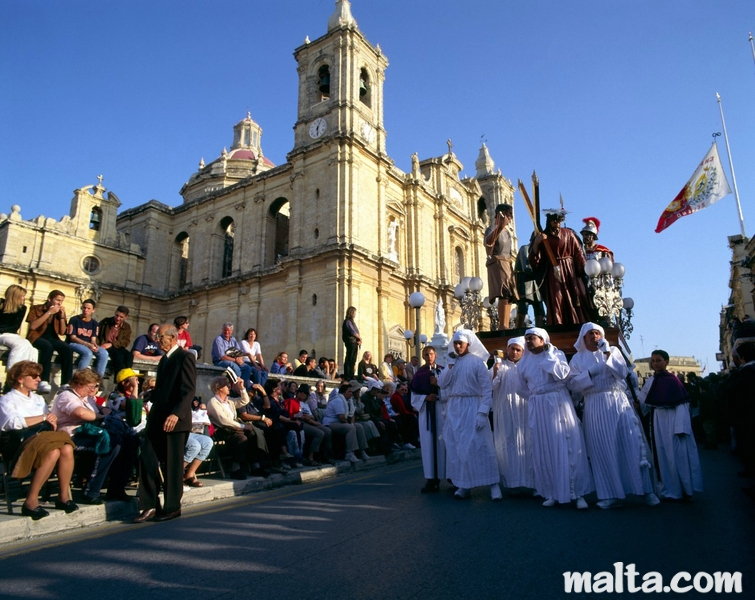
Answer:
[
  {"xmin": 585, "ymin": 257, "xmax": 626, "ymax": 328},
  {"xmin": 482, "ymin": 296, "xmax": 499, "ymax": 331},
  {"xmin": 454, "ymin": 276, "xmax": 484, "ymax": 331},
  {"xmin": 619, "ymin": 296, "xmax": 634, "ymax": 339},
  {"xmin": 409, "ymin": 291, "xmax": 425, "ymax": 362}
]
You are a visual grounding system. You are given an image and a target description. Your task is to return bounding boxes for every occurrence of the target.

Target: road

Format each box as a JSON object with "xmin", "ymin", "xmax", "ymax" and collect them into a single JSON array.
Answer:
[{"xmin": 0, "ymin": 449, "xmax": 753, "ymax": 599}]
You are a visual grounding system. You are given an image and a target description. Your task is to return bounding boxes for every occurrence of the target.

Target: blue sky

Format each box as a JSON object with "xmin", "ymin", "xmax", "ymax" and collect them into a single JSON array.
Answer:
[{"xmin": 2, "ymin": 0, "xmax": 754, "ymax": 371}]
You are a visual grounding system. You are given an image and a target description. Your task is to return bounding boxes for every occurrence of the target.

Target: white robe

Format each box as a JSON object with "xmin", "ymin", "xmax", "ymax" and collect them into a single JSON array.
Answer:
[
  {"xmin": 638, "ymin": 376, "xmax": 703, "ymax": 499},
  {"xmin": 518, "ymin": 347, "xmax": 593, "ymax": 503},
  {"xmin": 568, "ymin": 347, "xmax": 654, "ymax": 500},
  {"xmin": 410, "ymin": 377, "xmax": 447, "ymax": 480},
  {"xmin": 437, "ymin": 353, "xmax": 499, "ymax": 488},
  {"xmin": 491, "ymin": 360, "xmax": 534, "ymax": 488}
]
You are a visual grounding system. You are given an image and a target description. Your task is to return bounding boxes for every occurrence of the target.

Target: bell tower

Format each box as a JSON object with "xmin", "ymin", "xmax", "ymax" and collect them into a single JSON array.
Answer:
[{"xmin": 290, "ymin": 0, "xmax": 388, "ymax": 156}]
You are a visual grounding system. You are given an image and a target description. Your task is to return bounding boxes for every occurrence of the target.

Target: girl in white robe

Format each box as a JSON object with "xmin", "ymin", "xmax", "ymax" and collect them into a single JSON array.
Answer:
[
  {"xmin": 491, "ymin": 337, "xmax": 534, "ymax": 490},
  {"xmin": 438, "ymin": 330, "xmax": 501, "ymax": 500},
  {"xmin": 567, "ymin": 323, "xmax": 658, "ymax": 508},
  {"xmin": 517, "ymin": 327, "xmax": 593, "ymax": 508}
]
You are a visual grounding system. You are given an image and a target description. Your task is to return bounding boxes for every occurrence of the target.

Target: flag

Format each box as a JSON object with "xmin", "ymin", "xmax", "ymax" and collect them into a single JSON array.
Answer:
[{"xmin": 655, "ymin": 143, "xmax": 732, "ymax": 233}]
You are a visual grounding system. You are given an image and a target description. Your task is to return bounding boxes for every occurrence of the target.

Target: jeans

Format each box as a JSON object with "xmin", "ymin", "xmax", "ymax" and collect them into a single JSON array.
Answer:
[
  {"xmin": 214, "ymin": 360, "xmax": 253, "ymax": 383},
  {"xmin": 184, "ymin": 432, "xmax": 214, "ymax": 463},
  {"xmin": 33, "ymin": 334, "xmax": 73, "ymax": 384},
  {"xmin": 69, "ymin": 343, "xmax": 110, "ymax": 377}
]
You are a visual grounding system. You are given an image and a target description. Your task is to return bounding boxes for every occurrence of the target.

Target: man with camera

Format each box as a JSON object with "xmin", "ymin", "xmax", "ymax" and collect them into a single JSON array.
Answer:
[{"xmin": 211, "ymin": 322, "xmax": 253, "ymax": 388}]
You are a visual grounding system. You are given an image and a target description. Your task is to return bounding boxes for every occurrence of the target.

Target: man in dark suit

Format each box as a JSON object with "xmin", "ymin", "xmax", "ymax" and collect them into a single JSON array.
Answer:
[{"xmin": 134, "ymin": 324, "xmax": 196, "ymax": 523}]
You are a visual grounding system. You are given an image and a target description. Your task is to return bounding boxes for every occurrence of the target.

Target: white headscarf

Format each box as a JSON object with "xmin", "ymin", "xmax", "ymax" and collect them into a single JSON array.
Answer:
[
  {"xmin": 523, "ymin": 327, "xmax": 551, "ymax": 358},
  {"xmin": 507, "ymin": 336, "xmax": 525, "ymax": 349},
  {"xmin": 573, "ymin": 322, "xmax": 605, "ymax": 353},
  {"xmin": 451, "ymin": 328, "xmax": 490, "ymax": 362}
]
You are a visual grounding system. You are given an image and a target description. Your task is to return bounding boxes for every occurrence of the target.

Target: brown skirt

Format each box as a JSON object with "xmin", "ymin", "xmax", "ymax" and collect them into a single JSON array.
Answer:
[
  {"xmin": 11, "ymin": 431, "xmax": 74, "ymax": 479},
  {"xmin": 486, "ymin": 256, "xmax": 519, "ymax": 302}
]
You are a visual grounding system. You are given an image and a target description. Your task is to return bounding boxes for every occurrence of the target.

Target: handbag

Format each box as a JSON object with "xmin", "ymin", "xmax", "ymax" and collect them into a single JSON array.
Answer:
[
  {"xmin": 73, "ymin": 422, "xmax": 111, "ymax": 455},
  {"xmin": 124, "ymin": 396, "xmax": 142, "ymax": 427}
]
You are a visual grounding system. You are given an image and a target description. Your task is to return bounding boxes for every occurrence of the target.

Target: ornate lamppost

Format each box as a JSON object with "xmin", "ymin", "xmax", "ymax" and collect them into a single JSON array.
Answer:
[
  {"xmin": 482, "ymin": 296, "xmax": 499, "ymax": 331},
  {"xmin": 618, "ymin": 297, "xmax": 634, "ymax": 340},
  {"xmin": 453, "ymin": 276, "xmax": 484, "ymax": 331},
  {"xmin": 584, "ymin": 256, "xmax": 626, "ymax": 328}
]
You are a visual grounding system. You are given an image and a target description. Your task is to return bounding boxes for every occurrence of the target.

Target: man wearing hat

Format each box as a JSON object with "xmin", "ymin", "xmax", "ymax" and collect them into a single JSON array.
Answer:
[
  {"xmin": 491, "ymin": 337, "xmax": 534, "ymax": 492},
  {"xmin": 321, "ymin": 380, "xmax": 369, "ymax": 464},
  {"xmin": 580, "ymin": 217, "xmax": 613, "ymax": 262},
  {"xmin": 484, "ymin": 203, "xmax": 518, "ymax": 330},
  {"xmin": 517, "ymin": 327, "xmax": 593, "ymax": 509},
  {"xmin": 529, "ymin": 209, "xmax": 592, "ymax": 325}
]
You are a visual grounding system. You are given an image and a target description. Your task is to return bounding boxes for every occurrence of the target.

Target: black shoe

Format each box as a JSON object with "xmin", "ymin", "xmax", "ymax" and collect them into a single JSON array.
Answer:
[
  {"xmin": 155, "ymin": 509, "xmax": 181, "ymax": 522},
  {"xmin": 81, "ymin": 495, "xmax": 104, "ymax": 505},
  {"xmin": 54, "ymin": 498, "xmax": 79, "ymax": 513},
  {"xmin": 421, "ymin": 479, "xmax": 440, "ymax": 494},
  {"xmin": 230, "ymin": 469, "xmax": 247, "ymax": 480},
  {"xmin": 21, "ymin": 504, "xmax": 50, "ymax": 520}
]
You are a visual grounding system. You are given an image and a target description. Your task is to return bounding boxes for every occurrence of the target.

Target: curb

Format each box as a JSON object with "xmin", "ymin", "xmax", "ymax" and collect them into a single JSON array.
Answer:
[{"xmin": 0, "ymin": 450, "xmax": 421, "ymax": 546}]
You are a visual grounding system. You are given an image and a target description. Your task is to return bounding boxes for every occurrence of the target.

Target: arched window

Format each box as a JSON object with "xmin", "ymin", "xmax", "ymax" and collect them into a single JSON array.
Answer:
[
  {"xmin": 455, "ymin": 247, "xmax": 464, "ymax": 282},
  {"xmin": 89, "ymin": 207, "xmax": 102, "ymax": 231},
  {"xmin": 359, "ymin": 67, "xmax": 372, "ymax": 108},
  {"xmin": 175, "ymin": 232, "xmax": 190, "ymax": 289},
  {"xmin": 318, "ymin": 65, "xmax": 330, "ymax": 101},
  {"xmin": 267, "ymin": 198, "xmax": 290, "ymax": 265},
  {"xmin": 220, "ymin": 217, "xmax": 235, "ymax": 278}
]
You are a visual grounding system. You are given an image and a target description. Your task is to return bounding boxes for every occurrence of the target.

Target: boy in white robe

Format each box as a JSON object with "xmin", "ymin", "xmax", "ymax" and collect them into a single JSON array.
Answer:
[
  {"xmin": 491, "ymin": 337, "xmax": 534, "ymax": 491},
  {"xmin": 517, "ymin": 327, "xmax": 593, "ymax": 509},
  {"xmin": 567, "ymin": 323, "xmax": 659, "ymax": 508},
  {"xmin": 438, "ymin": 330, "xmax": 502, "ymax": 500}
]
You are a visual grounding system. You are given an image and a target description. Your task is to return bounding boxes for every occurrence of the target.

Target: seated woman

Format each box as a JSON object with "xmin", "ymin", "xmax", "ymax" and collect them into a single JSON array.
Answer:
[
  {"xmin": 51, "ymin": 369, "xmax": 123, "ymax": 504},
  {"xmin": 0, "ymin": 284, "xmax": 38, "ymax": 373},
  {"xmin": 0, "ymin": 361, "xmax": 77, "ymax": 519},
  {"xmin": 260, "ymin": 380, "xmax": 298, "ymax": 468},
  {"xmin": 380, "ymin": 354, "xmax": 398, "ymax": 383},
  {"xmin": 270, "ymin": 352, "xmax": 293, "ymax": 375},
  {"xmin": 358, "ymin": 351, "xmax": 380, "ymax": 382},
  {"xmin": 240, "ymin": 328, "xmax": 268, "ymax": 387},
  {"xmin": 183, "ymin": 398, "xmax": 214, "ymax": 487},
  {"xmin": 207, "ymin": 377, "xmax": 270, "ymax": 479}
]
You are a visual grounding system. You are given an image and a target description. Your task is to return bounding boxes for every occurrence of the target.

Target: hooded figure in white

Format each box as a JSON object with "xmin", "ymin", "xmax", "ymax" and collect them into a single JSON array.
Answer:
[
  {"xmin": 567, "ymin": 323, "xmax": 659, "ymax": 509},
  {"xmin": 517, "ymin": 327, "xmax": 593, "ymax": 508},
  {"xmin": 491, "ymin": 336, "xmax": 534, "ymax": 490},
  {"xmin": 438, "ymin": 329, "xmax": 502, "ymax": 500}
]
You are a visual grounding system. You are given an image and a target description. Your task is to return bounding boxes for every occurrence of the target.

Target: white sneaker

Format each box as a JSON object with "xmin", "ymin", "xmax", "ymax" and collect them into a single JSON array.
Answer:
[
  {"xmin": 279, "ymin": 462, "xmax": 291, "ymax": 471},
  {"xmin": 645, "ymin": 493, "xmax": 661, "ymax": 506},
  {"xmin": 345, "ymin": 452, "xmax": 360, "ymax": 464},
  {"xmin": 454, "ymin": 488, "xmax": 471, "ymax": 499},
  {"xmin": 402, "ymin": 443, "xmax": 416, "ymax": 450},
  {"xmin": 490, "ymin": 484, "xmax": 503, "ymax": 501},
  {"xmin": 542, "ymin": 498, "xmax": 557, "ymax": 507},
  {"xmin": 38, "ymin": 381, "xmax": 52, "ymax": 394},
  {"xmin": 358, "ymin": 451, "xmax": 369, "ymax": 461},
  {"xmin": 576, "ymin": 497, "xmax": 589, "ymax": 510},
  {"xmin": 182, "ymin": 484, "xmax": 191, "ymax": 492},
  {"xmin": 596, "ymin": 498, "xmax": 622, "ymax": 510}
]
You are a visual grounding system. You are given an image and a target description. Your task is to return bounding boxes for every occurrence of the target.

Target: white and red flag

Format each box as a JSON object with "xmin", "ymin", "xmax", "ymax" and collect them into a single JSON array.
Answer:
[{"xmin": 655, "ymin": 143, "xmax": 732, "ymax": 233}]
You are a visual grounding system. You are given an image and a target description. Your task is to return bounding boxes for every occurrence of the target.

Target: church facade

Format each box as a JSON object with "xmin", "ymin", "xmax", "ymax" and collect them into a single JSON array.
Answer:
[{"xmin": 0, "ymin": 0, "xmax": 515, "ymax": 369}]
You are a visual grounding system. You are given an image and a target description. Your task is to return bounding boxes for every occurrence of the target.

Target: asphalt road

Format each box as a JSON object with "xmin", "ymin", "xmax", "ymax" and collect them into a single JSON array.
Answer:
[{"xmin": 0, "ymin": 449, "xmax": 753, "ymax": 599}]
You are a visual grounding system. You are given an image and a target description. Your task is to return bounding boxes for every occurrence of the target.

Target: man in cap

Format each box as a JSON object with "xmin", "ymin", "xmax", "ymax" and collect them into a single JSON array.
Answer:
[
  {"xmin": 567, "ymin": 323, "xmax": 659, "ymax": 509},
  {"xmin": 517, "ymin": 327, "xmax": 593, "ymax": 509},
  {"xmin": 438, "ymin": 330, "xmax": 502, "ymax": 500},
  {"xmin": 410, "ymin": 346, "xmax": 446, "ymax": 493},
  {"xmin": 491, "ymin": 337, "xmax": 534, "ymax": 492},
  {"xmin": 321, "ymin": 380, "xmax": 369, "ymax": 464},
  {"xmin": 484, "ymin": 203, "xmax": 518, "ymax": 330},
  {"xmin": 528, "ymin": 209, "xmax": 592, "ymax": 325}
]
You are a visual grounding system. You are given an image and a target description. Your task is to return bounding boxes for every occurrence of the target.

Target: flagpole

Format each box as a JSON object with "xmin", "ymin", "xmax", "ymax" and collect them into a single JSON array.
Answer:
[
  {"xmin": 716, "ymin": 92, "xmax": 746, "ymax": 238},
  {"xmin": 750, "ymin": 33, "xmax": 755, "ymax": 74}
]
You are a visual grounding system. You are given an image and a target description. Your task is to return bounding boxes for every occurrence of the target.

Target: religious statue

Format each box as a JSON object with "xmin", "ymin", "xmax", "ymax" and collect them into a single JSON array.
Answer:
[
  {"xmin": 387, "ymin": 220, "xmax": 399, "ymax": 260},
  {"xmin": 434, "ymin": 298, "xmax": 446, "ymax": 335}
]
